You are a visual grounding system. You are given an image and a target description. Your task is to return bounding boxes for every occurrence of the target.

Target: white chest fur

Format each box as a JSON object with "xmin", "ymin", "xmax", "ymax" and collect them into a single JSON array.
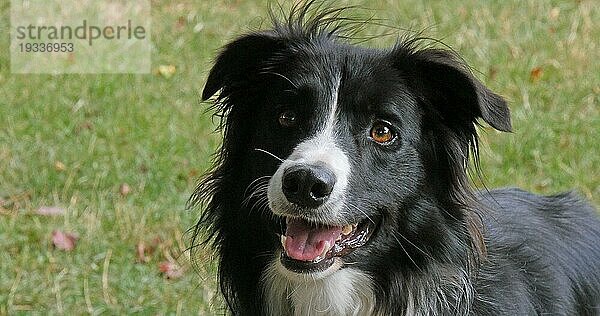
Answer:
[{"xmin": 262, "ymin": 259, "xmax": 376, "ymax": 316}]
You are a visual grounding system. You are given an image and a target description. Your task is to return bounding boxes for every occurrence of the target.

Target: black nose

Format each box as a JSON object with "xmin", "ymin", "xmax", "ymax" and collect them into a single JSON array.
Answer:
[{"xmin": 282, "ymin": 164, "xmax": 336, "ymax": 208}]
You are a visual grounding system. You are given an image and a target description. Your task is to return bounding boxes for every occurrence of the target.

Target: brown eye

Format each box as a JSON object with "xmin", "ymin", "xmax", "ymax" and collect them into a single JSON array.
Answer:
[
  {"xmin": 278, "ymin": 110, "xmax": 297, "ymax": 127},
  {"xmin": 370, "ymin": 121, "xmax": 396, "ymax": 144}
]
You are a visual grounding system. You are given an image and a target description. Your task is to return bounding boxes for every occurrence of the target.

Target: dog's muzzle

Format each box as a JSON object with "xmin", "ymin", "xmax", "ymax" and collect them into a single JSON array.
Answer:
[{"xmin": 282, "ymin": 163, "xmax": 336, "ymax": 208}]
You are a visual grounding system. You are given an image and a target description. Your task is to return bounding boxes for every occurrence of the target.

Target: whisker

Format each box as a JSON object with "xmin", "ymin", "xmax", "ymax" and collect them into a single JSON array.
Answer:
[
  {"xmin": 246, "ymin": 183, "xmax": 270, "ymax": 209},
  {"xmin": 392, "ymin": 234, "xmax": 423, "ymax": 273},
  {"xmin": 395, "ymin": 231, "xmax": 434, "ymax": 260},
  {"xmin": 253, "ymin": 251, "xmax": 275, "ymax": 260},
  {"xmin": 244, "ymin": 175, "xmax": 272, "ymax": 196},
  {"xmin": 250, "ymin": 190, "xmax": 270, "ymax": 213},
  {"xmin": 243, "ymin": 180, "xmax": 270, "ymax": 208},
  {"xmin": 247, "ymin": 183, "xmax": 273, "ymax": 216},
  {"xmin": 344, "ymin": 201, "xmax": 376, "ymax": 225},
  {"xmin": 258, "ymin": 71, "xmax": 299, "ymax": 89},
  {"xmin": 254, "ymin": 148, "xmax": 284, "ymax": 162}
]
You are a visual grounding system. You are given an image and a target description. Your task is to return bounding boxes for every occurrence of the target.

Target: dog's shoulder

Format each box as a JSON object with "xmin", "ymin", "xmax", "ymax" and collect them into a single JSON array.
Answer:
[
  {"xmin": 478, "ymin": 187, "xmax": 598, "ymax": 228},
  {"xmin": 477, "ymin": 187, "xmax": 600, "ymax": 258},
  {"xmin": 474, "ymin": 188, "xmax": 600, "ymax": 315}
]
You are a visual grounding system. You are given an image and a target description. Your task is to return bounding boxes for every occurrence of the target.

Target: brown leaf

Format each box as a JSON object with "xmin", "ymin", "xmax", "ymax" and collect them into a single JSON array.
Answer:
[
  {"xmin": 1, "ymin": 192, "xmax": 31, "ymax": 211},
  {"xmin": 119, "ymin": 183, "xmax": 131, "ymax": 197},
  {"xmin": 52, "ymin": 230, "xmax": 79, "ymax": 251},
  {"xmin": 488, "ymin": 66, "xmax": 498, "ymax": 81},
  {"xmin": 157, "ymin": 65, "xmax": 176, "ymax": 78},
  {"xmin": 151, "ymin": 236, "xmax": 163, "ymax": 247},
  {"xmin": 75, "ymin": 121, "xmax": 94, "ymax": 133},
  {"xmin": 158, "ymin": 261, "xmax": 184, "ymax": 279},
  {"xmin": 136, "ymin": 237, "xmax": 161, "ymax": 263},
  {"xmin": 139, "ymin": 164, "xmax": 149, "ymax": 173},
  {"xmin": 54, "ymin": 161, "xmax": 66, "ymax": 172},
  {"xmin": 0, "ymin": 199, "xmax": 8, "ymax": 215},
  {"xmin": 530, "ymin": 67, "xmax": 543, "ymax": 82},
  {"xmin": 36, "ymin": 206, "xmax": 66, "ymax": 216},
  {"xmin": 176, "ymin": 16, "xmax": 186, "ymax": 30},
  {"xmin": 188, "ymin": 168, "xmax": 199, "ymax": 178},
  {"xmin": 549, "ymin": 7, "xmax": 560, "ymax": 20},
  {"xmin": 136, "ymin": 242, "xmax": 150, "ymax": 263}
]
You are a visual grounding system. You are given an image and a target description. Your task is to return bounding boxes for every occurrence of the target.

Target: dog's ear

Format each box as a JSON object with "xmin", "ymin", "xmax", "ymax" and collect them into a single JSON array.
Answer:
[
  {"xmin": 202, "ymin": 33, "xmax": 284, "ymax": 100},
  {"xmin": 398, "ymin": 48, "xmax": 512, "ymax": 132}
]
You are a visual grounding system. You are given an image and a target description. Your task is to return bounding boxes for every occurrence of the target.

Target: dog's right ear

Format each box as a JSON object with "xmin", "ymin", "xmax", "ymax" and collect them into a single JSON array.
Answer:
[
  {"xmin": 393, "ymin": 47, "xmax": 511, "ymax": 133},
  {"xmin": 202, "ymin": 33, "xmax": 284, "ymax": 101}
]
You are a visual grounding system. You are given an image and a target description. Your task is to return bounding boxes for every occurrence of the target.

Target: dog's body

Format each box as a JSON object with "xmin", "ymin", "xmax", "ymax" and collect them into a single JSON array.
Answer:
[{"xmin": 193, "ymin": 3, "xmax": 600, "ymax": 315}]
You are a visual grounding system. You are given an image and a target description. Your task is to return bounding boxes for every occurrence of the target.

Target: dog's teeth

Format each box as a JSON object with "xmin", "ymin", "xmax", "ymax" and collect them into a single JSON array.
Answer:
[
  {"xmin": 342, "ymin": 224, "xmax": 353, "ymax": 235},
  {"xmin": 320, "ymin": 241, "xmax": 331, "ymax": 258},
  {"xmin": 280, "ymin": 235, "xmax": 287, "ymax": 250}
]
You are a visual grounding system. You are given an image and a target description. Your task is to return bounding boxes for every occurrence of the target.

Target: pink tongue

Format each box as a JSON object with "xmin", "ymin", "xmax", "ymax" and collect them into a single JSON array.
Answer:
[{"xmin": 284, "ymin": 218, "xmax": 342, "ymax": 262}]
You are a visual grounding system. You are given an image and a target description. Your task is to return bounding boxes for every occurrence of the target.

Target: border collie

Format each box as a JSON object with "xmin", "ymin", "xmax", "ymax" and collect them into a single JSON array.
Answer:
[{"xmin": 191, "ymin": 2, "xmax": 600, "ymax": 315}]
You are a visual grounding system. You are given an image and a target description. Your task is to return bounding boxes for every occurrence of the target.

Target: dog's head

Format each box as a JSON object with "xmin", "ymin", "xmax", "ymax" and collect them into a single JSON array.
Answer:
[{"xmin": 195, "ymin": 6, "xmax": 511, "ymax": 285}]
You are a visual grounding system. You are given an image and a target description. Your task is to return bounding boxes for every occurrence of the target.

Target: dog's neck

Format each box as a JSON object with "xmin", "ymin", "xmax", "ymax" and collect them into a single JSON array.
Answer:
[
  {"xmin": 262, "ymin": 260, "xmax": 474, "ymax": 316},
  {"xmin": 262, "ymin": 260, "xmax": 376, "ymax": 316}
]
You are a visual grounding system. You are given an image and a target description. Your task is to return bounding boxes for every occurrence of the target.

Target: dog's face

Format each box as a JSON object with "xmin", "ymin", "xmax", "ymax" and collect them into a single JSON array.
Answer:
[
  {"xmin": 201, "ymin": 32, "xmax": 511, "ymax": 280},
  {"xmin": 260, "ymin": 48, "xmax": 428, "ymax": 277}
]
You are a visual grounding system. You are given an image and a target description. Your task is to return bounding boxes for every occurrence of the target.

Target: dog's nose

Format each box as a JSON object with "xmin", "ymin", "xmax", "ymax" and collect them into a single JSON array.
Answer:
[{"xmin": 282, "ymin": 164, "xmax": 336, "ymax": 208}]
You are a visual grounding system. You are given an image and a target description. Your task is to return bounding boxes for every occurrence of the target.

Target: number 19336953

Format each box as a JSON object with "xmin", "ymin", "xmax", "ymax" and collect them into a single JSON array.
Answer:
[{"xmin": 18, "ymin": 42, "xmax": 74, "ymax": 53}]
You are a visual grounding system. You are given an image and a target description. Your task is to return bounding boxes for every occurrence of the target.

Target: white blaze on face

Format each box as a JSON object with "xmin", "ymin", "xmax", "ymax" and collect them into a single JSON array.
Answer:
[{"xmin": 267, "ymin": 76, "xmax": 350, "ymax": 222}]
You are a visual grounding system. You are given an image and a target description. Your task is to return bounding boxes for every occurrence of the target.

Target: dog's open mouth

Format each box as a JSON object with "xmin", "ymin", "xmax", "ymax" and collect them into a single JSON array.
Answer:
[{"xmin": 278, "ymin": 217, "xmax": 375, "ymax": 273}]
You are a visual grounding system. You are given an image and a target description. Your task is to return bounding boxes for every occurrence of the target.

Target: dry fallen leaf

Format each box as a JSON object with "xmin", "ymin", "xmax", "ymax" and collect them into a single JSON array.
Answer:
[
  {"xmin": 176, "ymin": 16, "xmax": 186, "ymax": 30},
  {"xmin": 158, "ymin": 261, "xmax": 184, "ymax": 279},
  {"xmin": 119, "ymin": 183, "xmax": 131, "ymax": 197},
  {"xmin": 488, "ymin": 66, "xmax": 498, "ymax": 81},
  {"xmin": 54, "ymin": 161, "xmax": 66, "ymax": 172},
  {"xmin": 530, "ymin": 67, "xmax": 543, "ymax": 82},
  {"xmin": 193, "ymin": 23, "xmax": 204, "ymax": 33},
  {"xmin": 139, "ymin": 164, "xmax": 149, "ymax": 173},
  {"xmin": 1, "ymin": 192, "xmax": 31, "ymax": 211},
  {"xmin": 136, "ymin": 236, "xmax": 162, "ymax": 263},
  {"xmin": 75, "ymin": 121, "xmax": 94, "ymax": 133},
  {"xmin": 157, "ymin": 65, "xmax": 176, "ymax": 78},
  {"xmin": 0, "ymin": 198, "xmax": 8, "ymax": 215},
  {"xmin": 52, "ymin": 230, "xmax": 79, "ymax": 251},
  {"xmin": 152, "ymin": 236, "xmax": 162, "ymax": 246},
  {"xmin": 136, "ymin": 242, "xmax": 150, "ymax": 263},
  {"xmin": 36, "ymin": 206, "xmax": 66, "ymax": 216},
  {"xmin": 549, "ymin": 7, "xmax": 560, "ymax": 20},
  {"xmin": 188, "ymin": 168, "xmax": 199, "ymax": 178}
]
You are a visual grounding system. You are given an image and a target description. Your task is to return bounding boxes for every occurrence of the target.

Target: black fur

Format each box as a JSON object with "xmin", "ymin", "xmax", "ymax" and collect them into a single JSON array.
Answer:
[{"xmin": 191, "ymin": 2, "xmax": 600, "ymax": 315}]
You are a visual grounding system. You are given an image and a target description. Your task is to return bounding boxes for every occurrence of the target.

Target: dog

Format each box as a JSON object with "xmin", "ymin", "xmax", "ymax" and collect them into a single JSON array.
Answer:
[{"xmin": 191, "ymin": 2, "xmax": 600, "ymax": 315}]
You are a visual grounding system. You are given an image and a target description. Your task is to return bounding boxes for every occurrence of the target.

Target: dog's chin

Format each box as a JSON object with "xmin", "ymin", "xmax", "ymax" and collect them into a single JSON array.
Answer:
[
  {"xmin": 273, "ymin": 250, "xmax": 345, "ymax": 281},
  {"xmin": 273, "ymin": 214, "xmax": 377, "ymax": 279}
]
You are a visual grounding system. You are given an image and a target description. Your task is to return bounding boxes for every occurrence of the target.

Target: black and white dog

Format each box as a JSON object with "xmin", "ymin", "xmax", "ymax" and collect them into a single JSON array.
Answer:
[{"xmin": 191, "ymin": 3, "xmax": 600, "ymax": 315}]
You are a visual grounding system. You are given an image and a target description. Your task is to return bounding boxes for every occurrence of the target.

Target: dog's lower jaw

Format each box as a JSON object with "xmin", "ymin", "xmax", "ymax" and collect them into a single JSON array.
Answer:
[{"xmin": 262, "ymin": 254, "xmax": 377, "ymax": 316}]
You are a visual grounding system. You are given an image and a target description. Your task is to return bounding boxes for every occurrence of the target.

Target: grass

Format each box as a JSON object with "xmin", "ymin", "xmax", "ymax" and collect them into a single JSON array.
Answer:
[{"xmin": 0, "ymin": 0, "xmax": 597, "ymax": 314}]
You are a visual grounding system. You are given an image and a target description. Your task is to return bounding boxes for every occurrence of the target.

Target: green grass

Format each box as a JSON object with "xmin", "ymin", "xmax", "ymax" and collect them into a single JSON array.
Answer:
[{"xmin": 0, "ymin": 0, "xmax": 598, "ymax": 314}]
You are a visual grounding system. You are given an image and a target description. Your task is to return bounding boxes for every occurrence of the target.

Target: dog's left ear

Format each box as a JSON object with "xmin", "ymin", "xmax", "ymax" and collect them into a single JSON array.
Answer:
[
  {"xmin": 202, "ymin": 32, "xmax": 284, "ymax": 101},
  {"xmin": 398, "ymin": 48, "xmax": 512, "ymax": 132}
]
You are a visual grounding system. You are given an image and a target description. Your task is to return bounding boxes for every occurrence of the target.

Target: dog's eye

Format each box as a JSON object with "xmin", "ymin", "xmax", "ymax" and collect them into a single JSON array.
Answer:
[
  {"xmin": 278, "ymin": 110, "xmax": 297, "ymax": 127},
  {"xmin": 370, "ymin": 121, "xmax": 396, "ymax": 145}
]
